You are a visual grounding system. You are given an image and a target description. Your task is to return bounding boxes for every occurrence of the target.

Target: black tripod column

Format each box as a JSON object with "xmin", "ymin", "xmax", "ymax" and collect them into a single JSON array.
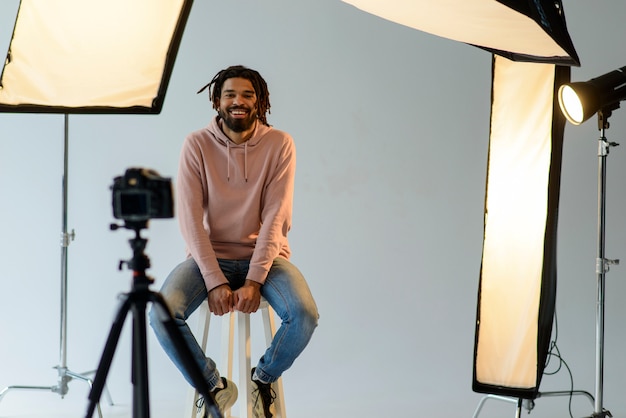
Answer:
[
  {"xmin": 131, "ymin": 280, "xmax": 151, "ymax": 418},
  {"xmin": 127, "ymin": 236, "xmax": 152, "ymax": 418}
]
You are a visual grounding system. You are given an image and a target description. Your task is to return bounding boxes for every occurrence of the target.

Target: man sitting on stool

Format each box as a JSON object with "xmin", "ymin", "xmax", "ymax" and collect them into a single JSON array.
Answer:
[{"xmin": 149, "ymin": 65, "xmax": 319, "ymax": 417}]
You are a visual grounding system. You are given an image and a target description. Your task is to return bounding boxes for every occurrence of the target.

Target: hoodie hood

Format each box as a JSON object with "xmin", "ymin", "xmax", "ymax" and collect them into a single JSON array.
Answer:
[
  {"xmin": 206, "ymin": 115, "xmax": 272, "ymax": 148},
  {"xmin": 205, "ymin": 115, "xmax": 273, "ymax": 181}
]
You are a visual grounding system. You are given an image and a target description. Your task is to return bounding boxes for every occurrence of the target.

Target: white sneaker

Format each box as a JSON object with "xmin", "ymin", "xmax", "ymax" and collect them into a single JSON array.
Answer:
[
  {"xmin": 251, "ymin": 368, "xmax": 276, "ymax": 418},
  {"xmin": 197, "ymin": 378, "xmax": 238, "ymax": 417}
]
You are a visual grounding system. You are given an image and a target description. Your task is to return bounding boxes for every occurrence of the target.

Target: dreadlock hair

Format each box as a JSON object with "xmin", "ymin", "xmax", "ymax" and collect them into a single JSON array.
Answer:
[{"xmin": 197, "ymin": 65, "xmax": 271, "ymax": 126}]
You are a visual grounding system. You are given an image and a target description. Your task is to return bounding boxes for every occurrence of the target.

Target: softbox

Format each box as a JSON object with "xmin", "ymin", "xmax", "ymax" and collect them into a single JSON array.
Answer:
[
  {"xmin": 473, "ymin": 56, "xmax": 569, "ymax": 398},
  {"xmin": 341, "ymin": 0, "xmax": 577, "ymax": 400},
  {"xmin": 0, "ymin": 0, "xmax": 193, "ymax": 409},
  {"xmin": 341, "ymin": 0, "xmax": 579, "ymax": 66},
  {"xmin": 0, "ymin": 0, "xmax": 193, "ymax": 113}
]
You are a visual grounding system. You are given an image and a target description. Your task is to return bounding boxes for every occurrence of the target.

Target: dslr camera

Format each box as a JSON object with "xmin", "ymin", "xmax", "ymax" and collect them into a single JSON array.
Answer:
[{"xmin": 111, "ymin": 168, "xmax": 174, "ymax": 223}]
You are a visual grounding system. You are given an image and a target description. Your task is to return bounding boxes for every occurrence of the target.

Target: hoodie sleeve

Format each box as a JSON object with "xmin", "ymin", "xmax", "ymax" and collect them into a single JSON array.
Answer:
[
  {"xmin": 177, "ymin": 134, "xmax": 229, "ymax": 291},
  {"xmin": 246, "ymin": 135, "xmax": 295, "ymax": 284}
]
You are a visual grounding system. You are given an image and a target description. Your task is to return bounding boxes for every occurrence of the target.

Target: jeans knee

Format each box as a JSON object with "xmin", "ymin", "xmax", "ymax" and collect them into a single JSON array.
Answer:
[
  {"xmin": 294, "ymin": 304, "xmax": 319, "ymax": 335},
  {"xmin": 149, "ymin": 302, "xmax": 187, "ymax": 335}
]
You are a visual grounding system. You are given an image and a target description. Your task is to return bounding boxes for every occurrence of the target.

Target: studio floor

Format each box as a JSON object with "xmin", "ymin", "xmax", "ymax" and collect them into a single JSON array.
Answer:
[{"xmin": 0, "ymin": 385, "xmax": 187, "ymax": 418}]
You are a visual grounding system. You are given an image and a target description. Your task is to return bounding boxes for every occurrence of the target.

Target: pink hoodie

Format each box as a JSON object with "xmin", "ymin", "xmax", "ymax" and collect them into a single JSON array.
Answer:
[{"xmin": 176, "ymin": 116, "xmax": 294, "ymax": 291}]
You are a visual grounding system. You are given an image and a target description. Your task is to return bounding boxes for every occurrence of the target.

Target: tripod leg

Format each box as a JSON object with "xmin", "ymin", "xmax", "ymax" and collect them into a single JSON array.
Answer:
[
  {"xmin": 150, "ymin": 292, "xmax": 221, "ymax": 418},
  {"xmin": 131, "ymin": 298, "xmax": 151, "ymax": 418},
  {"xmin": 85, "ymin": 295, "xmax": 132, "ymax": 418}
]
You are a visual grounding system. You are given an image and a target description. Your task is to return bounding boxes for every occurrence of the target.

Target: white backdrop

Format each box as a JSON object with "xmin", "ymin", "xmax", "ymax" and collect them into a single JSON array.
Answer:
[{"xmin": 1, "ymin": 1, "xmax": 625, "ymax": 417}]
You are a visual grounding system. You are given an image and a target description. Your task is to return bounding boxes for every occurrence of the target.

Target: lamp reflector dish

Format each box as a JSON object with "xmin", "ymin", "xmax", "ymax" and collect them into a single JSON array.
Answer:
[{"xmin": 558, "ymin": 85, "xmax": 584, "ymax": 125}]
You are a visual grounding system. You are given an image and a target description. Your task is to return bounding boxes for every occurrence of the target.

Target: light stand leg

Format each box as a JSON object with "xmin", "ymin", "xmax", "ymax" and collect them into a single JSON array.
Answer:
[{"xmin": 0, "ymin": 114, "xmax": 112, "ymax": 417}]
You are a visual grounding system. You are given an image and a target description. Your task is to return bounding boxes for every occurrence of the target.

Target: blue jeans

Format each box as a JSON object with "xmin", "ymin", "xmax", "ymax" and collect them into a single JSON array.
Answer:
[{"xmin": 149, "ymin": 257, "xmax": 318, "ymax": 389}]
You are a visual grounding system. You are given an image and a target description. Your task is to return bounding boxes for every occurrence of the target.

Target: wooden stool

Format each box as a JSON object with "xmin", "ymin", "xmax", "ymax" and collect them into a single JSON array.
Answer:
[{"xmin": 184, "ymin": 298, "xmax": 287, "ymax": 418}]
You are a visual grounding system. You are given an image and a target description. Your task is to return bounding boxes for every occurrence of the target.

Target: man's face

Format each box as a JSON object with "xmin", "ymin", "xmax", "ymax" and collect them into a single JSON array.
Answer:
[{"xmin": 217, "ymin": 77, "xmax": 258, "ymax": 133}]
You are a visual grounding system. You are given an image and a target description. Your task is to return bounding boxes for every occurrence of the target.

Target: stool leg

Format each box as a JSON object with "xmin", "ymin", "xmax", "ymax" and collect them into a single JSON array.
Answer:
[
  {"xmin": 185, "ymin": 302, "xmax": 211, "ymax": 418},
  {"xmin": 220, "ymin": 311, "xmax": 235, "ymax": 418},
  {"xmin": 238, "ymin": 312, "xmax": 253, "ymax": 418},
  {"xmin": 261, "ymin": 306, "xmax": 286, "ymax": 418},
  {"xmin": 188, "ymin": 302, "xmax": 287, "ymax": 418}
]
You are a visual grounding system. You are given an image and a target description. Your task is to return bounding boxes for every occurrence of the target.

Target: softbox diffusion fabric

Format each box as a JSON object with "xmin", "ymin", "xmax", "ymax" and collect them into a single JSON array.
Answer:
[
  {"xmin": 0, "ymin": 0, "xmax": 193, "ymax": 114},
  {"xmin": 341, "ymin": 0, "xmax": 579, "ymax": 65},
  {"xmin": 473, "ymin": 56, "xmax": 569, "ymax": 398}
]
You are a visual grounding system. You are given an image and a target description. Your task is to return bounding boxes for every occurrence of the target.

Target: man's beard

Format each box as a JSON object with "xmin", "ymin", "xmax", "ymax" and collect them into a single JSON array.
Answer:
[{"xmin": 219, "ymin": 107, "xmax": 257, "ymax": 133}]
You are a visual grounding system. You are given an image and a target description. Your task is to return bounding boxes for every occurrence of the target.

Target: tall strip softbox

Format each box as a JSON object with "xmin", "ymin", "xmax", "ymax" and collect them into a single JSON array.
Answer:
[
  {"xmin": 340, "ymin": 0, "xmax": 578, "ymax": 401},
  {"xmin": 472, "ymin": 56, "xmax": 570, "ymax": 398}
]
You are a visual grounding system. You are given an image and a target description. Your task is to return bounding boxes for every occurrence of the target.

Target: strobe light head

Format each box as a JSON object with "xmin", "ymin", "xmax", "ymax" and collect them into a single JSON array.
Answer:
[{"xmin": 558, "ymin": 65, "xmax": 626, "ymax": 125}]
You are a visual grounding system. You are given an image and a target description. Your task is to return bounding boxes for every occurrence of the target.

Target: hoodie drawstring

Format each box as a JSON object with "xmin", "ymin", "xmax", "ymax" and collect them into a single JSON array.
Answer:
[
  {"xmin": 226, "ymin": 141, "xmax": 231, "ymax": 182},
  {"xmin": 244, "ymin": 142, "xmax": 248, "ymax": 182},
  {"xmin": 226, "ymin": 141, "xmax": 248, "ymax": 182}
]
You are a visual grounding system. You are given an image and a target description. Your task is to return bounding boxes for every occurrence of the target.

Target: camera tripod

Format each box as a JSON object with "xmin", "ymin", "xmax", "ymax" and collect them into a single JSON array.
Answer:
[{"xmin": 85, "ymin": 221, "xmax": 221, "ymax": 418}]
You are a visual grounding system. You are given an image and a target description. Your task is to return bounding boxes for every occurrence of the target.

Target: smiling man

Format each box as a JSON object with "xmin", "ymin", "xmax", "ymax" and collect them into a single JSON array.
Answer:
[{"xmin": 149, "ymin": 65, "xmax": 319, "ymax": 418}]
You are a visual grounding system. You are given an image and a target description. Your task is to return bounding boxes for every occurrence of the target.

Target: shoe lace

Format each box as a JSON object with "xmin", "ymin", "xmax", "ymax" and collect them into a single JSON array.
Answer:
[
  {"xmin": 196, "ymin": 396, "xmax": 205, "ymax": 414},
  {"xmin": 252, "ymin": 380, "xmax": 276, "ymax": 417}
]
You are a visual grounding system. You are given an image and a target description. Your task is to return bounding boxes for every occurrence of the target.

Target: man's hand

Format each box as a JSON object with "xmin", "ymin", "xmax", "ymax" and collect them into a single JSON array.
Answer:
[
  {"xmin": 208, "ymin": 284, "xmax": 234, "ymax": 316},
  {"xmin": 233, "ymin": 280, "xmax": 262, "ymax": 313}
]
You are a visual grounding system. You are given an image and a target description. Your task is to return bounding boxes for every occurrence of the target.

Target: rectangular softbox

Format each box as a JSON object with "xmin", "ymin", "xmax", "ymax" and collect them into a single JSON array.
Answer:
[
  {"xmin": 0, "ymin": 0, "xmax": 193, "ymax": 114},
  {"xmin": 472, "ymin": 56, "xmax": 570, "ymax": 398},
  {"xmin": 341, "ymin": 0, "xmax": 579, "ymax": 65},
  {"xmin": 0, "ymin": 0, "xmax": 194, "ymax": 408},
  {"xmin": 340, "ymin": 0, "xmax": 578, "ymax": 399}
]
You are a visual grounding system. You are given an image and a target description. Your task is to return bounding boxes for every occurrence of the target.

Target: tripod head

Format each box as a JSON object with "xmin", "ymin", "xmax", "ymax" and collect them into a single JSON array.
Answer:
[{"xmin": 110, "ymin": 220, "xmax": 153, "ymax": 286}]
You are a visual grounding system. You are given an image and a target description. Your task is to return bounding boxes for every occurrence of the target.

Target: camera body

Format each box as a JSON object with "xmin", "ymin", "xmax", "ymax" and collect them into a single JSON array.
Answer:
[{"xmin": 112, "ymin": 168, "xmax": 174, "ymax": 222}]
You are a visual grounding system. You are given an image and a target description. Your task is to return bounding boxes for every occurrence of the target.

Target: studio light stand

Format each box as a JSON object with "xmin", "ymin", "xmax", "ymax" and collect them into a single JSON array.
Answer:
[
  {"xmin": 0, "ymin": 115, "xmax": 111, "ymax": 418},
  {"xmin": 0, "ymin": 3, "xmax": 194, "ymax": 416},
  {"xmin": 556, "ymin": 65, "xmax": 626, "ymax": 418},
  {"xmin": 587, "ymin": 107, "xmax": 620, "ymax": 418},
  {"xmin": 85, "ymin": 219, "xmax": 220, "ymax": 418}
]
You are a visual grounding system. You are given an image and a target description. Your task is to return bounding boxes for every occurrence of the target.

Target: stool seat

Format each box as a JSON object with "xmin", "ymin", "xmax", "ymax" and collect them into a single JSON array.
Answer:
[{"xmin": 184, "ymin": 298, "xmax": 286, "ymax": 418}]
